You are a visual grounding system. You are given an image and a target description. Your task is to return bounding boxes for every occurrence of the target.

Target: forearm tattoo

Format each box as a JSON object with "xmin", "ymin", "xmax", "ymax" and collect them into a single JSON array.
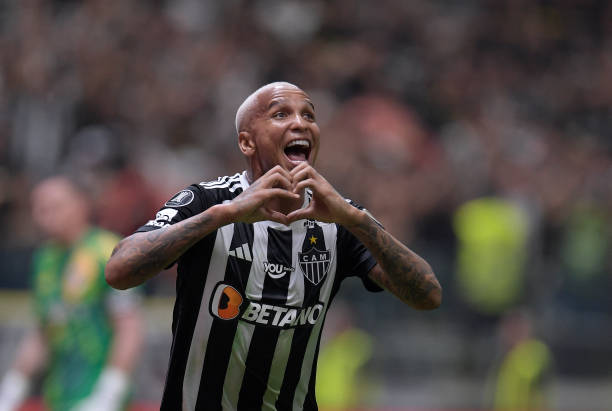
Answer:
[
  {"xmin": 350, "ymin": 216, "xmax": 441, "ymax": 309},
  {"xmin": 110, "ymin": 213, "xmax": 214, "ymax": 286}
]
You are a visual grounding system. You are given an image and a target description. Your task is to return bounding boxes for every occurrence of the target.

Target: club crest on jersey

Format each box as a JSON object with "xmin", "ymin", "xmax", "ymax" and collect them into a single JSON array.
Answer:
[{"xmin": 299, "ymin": 247, "xmax": 331, "ymax": 285}]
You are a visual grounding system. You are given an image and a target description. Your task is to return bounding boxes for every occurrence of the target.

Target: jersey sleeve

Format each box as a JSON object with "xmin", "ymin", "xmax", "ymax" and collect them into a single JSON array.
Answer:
[
  {"xmin": 336, "ymin": 200, "xmax": 383, "ymax": 292},
  {"xmin": 135, "ymin": 184, "xmax": 208, "ymax": 233}
]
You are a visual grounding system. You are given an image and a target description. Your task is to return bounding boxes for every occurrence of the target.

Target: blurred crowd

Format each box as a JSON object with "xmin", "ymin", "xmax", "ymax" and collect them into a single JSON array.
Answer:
[{"xmin": 0, "ymin": 0, "xmax": 611, "ymax": 400}]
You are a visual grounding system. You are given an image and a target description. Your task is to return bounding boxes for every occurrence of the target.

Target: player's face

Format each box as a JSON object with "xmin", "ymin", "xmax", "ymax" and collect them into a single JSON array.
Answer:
[{"xmin": 248, "ymin": 86, "xmax": 320, "ymax": 176}]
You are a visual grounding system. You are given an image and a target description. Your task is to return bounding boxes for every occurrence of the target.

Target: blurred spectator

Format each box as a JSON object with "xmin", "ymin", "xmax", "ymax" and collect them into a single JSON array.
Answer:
[
  {"xmin": 0, "ymin": 176, "xmax": 143, "ymax": 411},
  {"xmin": 488, "ymin": 310, "xmax": 553, "ymax": 411},
  {"xmin": 452, "ymin": 197, "xmax": 531, "ymax": 317},
  {"xmin": 557, "ymin": 204, "xmax": 612, "ymax": 314}
]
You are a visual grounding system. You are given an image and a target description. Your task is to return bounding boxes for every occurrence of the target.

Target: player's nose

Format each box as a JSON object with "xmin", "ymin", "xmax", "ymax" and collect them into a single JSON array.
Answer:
[{"xmin": 289, "ymin": 113, "xmax": 307, "ymax": 131}]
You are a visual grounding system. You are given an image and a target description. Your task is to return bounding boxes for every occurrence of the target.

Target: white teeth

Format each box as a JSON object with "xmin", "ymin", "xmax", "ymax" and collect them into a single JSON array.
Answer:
[{"xmin": 286, "ymin": 139, "xmax": 310, "ymax": 148}]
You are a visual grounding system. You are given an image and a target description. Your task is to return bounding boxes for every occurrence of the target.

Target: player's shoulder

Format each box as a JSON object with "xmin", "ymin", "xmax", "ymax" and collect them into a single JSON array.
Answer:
[
  {"xmin": 159, "ymin": 172, "xmax": 243, "ymax": 209},
  {"xmin": 198, "ymin": 172, "xmax": 244, "ymax": 192},
  {"xmin": 194, "ymin": 171, "xmax": 246, "ymax": 203}
]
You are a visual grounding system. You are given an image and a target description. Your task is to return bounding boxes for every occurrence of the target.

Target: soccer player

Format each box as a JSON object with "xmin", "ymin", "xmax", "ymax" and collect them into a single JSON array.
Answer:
[
  {"xmin": 0, "ymin": 176, "xmax": 143, "ymax": 411},
  {"xmin": 105, "ymin": 82, "xmax": 442, "ymax": 410}
]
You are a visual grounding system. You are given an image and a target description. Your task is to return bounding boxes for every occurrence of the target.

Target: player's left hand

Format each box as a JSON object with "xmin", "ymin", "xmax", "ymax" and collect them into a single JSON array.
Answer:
[{"xmin": 286, "ymin": 162, "xmax": 359, "ymax": 226}]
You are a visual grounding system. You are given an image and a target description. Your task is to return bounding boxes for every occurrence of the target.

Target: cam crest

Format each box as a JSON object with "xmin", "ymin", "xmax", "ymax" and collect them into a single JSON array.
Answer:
[{"xmin": 298, "ymin": 246, "xmax": 330, "ymax": 285}]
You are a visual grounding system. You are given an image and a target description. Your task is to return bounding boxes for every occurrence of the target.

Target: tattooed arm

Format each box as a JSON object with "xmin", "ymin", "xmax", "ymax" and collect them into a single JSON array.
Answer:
[
  {"xmin": 106, "ymin": 166, "xmax": 299, "ymax": 290},
  {"xmin": 287, "ymin": 162, "xmax": 441, "ymax": 310},
  {"xmin": 105, "ymin": 207, "xmax": 228, "ymax": 290},
  {"xmin": 345, "ymin": 212, "xmax": 442, "ymax": 310}
]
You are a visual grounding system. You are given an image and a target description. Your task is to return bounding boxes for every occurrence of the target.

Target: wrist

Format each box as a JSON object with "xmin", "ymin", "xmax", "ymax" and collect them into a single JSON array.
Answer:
[
  {"xmin": 208, "ymin": 203, "xmax": 237, "ymax": 226},
  {"xmin": 340, "ymin": 205, "xmax": 367, "ymax": 228}
]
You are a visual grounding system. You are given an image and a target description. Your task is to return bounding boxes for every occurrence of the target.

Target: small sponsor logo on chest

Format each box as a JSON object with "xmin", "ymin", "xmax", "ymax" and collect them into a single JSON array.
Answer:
[{"xmin": 263, "ymin": 261, "xmax": 294, "ymax": 279}]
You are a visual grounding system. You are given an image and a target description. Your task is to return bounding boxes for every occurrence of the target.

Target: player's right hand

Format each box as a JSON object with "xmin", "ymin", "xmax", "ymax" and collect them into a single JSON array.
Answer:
[{"xmin": 229, "ymin": 166, "xmax": 299, "ymax": 225}]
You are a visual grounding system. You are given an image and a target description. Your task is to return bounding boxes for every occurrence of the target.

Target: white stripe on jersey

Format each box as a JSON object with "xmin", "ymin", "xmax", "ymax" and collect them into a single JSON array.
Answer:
[
  {"xmin": 221, "ymin": 221, "xmax": 269, "ymax": 407},
  {"xmin": 200, "ymin": 174, "xmax": 231, "ymax": 186},
  {"xmin": 200, "ymin": 173, "xmax": 242, "ymax": 189},
  {"xmin": 287, "ymin": 224, "xmax": 306, "ymax": 307},
  {"xmin": 182, "ymin": 222, "xmax": 235, "ymax": 410},
  {"xmin": 199, "ymin": 176, "xmax": 229, "ymax": 187},
  {"xmin": 292, "ymin": 224, "xmax": 338, "ymax": 410}
]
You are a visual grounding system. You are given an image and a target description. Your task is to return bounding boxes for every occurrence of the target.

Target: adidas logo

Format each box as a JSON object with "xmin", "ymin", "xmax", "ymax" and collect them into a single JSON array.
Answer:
[{"xmin": 228, "ymin": 243, "xmax": 252, "ymax": 262}]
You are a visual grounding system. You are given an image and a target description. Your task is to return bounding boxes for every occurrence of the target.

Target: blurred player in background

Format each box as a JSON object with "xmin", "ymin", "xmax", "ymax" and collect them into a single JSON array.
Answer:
[
  {"xmin": 0, "ymin": 176, "xmax": 143, "ymax": 411},
  {"xmin": 491, "ymin": 310, "xmax": 553, "ymax": 410},
  {"xmin": 105, "ymin": 82, "xmax": 441, "ymax": 410}
]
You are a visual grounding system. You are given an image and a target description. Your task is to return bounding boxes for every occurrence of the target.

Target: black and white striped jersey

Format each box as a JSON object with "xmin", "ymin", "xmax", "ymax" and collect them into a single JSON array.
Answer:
[{"xmin": 136, "ymin": 171, "xmax": 381, "ymax": 411}]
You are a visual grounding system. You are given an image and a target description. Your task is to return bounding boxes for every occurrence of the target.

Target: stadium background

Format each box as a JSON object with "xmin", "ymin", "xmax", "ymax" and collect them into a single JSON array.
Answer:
[{"xmin": 0, "ymin": 0, "xmax": 611, "ymax": 409}]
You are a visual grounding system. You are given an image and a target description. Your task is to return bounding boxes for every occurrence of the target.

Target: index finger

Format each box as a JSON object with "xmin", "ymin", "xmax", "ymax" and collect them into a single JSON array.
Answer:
[
  {"xmin": 289, "ymin": 161, "xmax": 310, "ymax": 177},
  {"xmin": 292, "ymin": 165, "xmax": 324, "ymax": 185},
  {"xmin": 256, "ymin": 166, "xmax": 293, "ymax": 188},
  {"xmin": 263, "ymin": 165, "xmax": 292, "ymax": 182},
  {"xmin": 260, "ymin": 172, "xmax": 293, "ymax": 191}
]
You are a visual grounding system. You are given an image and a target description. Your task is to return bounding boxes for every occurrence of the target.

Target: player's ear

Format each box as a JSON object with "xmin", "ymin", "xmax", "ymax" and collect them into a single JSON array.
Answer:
[{"xmin": 238, "ymin": 132, "xmax": 256, "ymax": 157}]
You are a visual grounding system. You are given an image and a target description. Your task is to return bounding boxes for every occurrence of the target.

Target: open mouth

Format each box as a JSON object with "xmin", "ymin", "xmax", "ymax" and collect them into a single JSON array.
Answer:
[{"xmin": 284, "ymin": 139, "xmax": 311, "ymax": 162}]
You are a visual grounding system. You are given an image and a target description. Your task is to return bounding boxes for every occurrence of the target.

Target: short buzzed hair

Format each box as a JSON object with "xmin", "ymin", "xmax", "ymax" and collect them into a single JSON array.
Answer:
[{"xmin": 234, "ymin": 82, "xmax": 301, "ymax": 134}]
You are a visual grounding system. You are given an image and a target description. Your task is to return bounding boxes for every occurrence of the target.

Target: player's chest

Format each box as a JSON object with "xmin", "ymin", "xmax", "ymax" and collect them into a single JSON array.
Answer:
[{"xmin": 217, "ymin": 221, "xmax": 337, "ymax": 301}]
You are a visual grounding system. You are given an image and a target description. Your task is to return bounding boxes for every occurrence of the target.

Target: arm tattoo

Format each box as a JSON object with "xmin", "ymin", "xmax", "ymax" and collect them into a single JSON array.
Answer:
[
  {"xmin": 350, "ymin": 215, "xmax": 441, "ymax": 309},
  {"xmin": 109, "ymin": 212, "xmax": 215, "ymax": 287}
]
